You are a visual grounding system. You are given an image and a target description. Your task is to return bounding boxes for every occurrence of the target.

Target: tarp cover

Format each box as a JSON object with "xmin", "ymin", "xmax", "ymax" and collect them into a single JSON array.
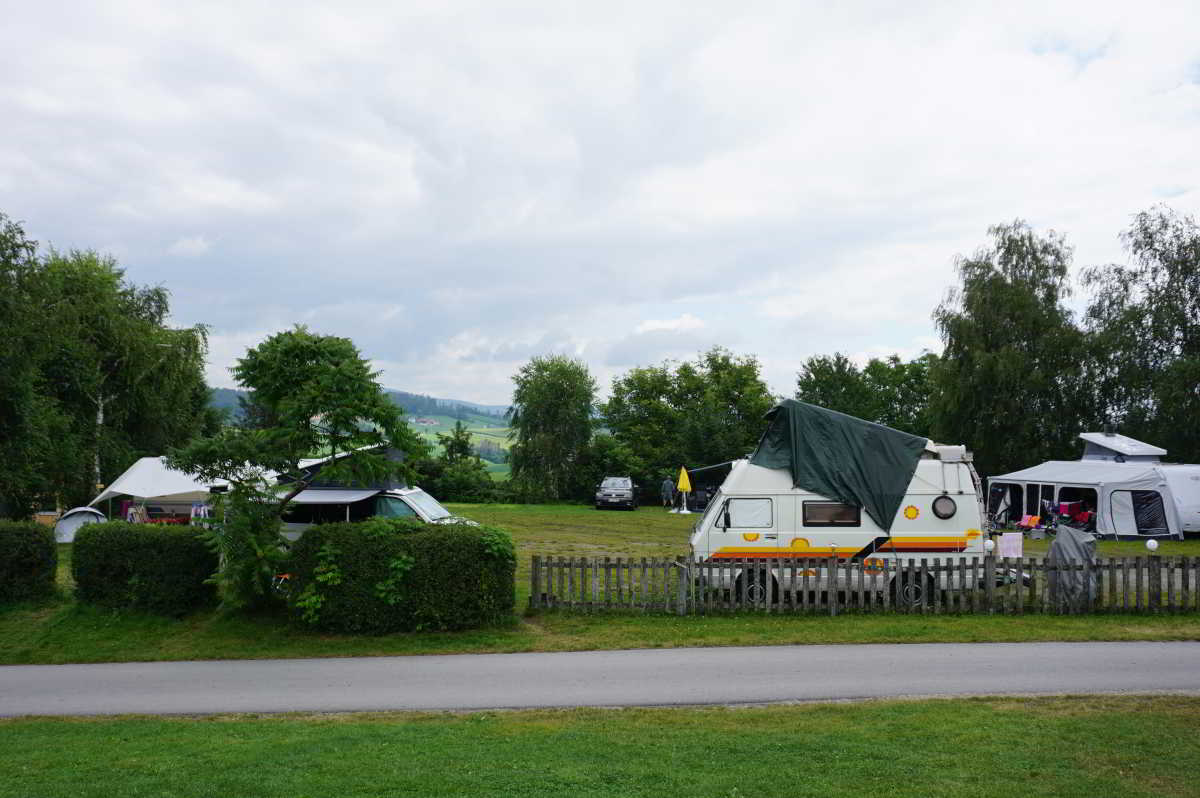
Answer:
[
  {"xmin": 748, "ymin": 400, "xmax": 929, "ymax": 531},
  {"xmin": 1046, "ymin": 522, "xmax": 1098, "ymax": 609}
]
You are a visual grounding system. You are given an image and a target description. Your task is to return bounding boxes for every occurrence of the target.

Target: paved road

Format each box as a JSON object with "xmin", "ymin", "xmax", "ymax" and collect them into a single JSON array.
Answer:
[{"xmin": 3, "ymin": 642, "xmax": 1199, "ymax": 717}]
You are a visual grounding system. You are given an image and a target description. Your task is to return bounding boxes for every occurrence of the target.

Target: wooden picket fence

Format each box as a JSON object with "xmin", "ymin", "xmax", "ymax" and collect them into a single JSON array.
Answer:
[{"xmin": 528, "ymin": 555, "xmax": 1200, "ymax": 615}]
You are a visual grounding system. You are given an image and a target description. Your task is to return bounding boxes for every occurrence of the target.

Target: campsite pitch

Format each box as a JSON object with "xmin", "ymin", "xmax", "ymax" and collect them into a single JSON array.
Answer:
[{"xmin": 1, "ymin": 504, "xmax": 1200, "ymax": 666}]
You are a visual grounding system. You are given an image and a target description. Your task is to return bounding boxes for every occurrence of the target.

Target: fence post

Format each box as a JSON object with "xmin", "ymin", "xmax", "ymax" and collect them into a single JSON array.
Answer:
[
  {"xmin": 1149, "ymin": 556, "xmax": 1161, "ymax": 613},
  {"xmin": 829, "ymin": 556, "xmax": 839, "ymax": 617},
  {"xmin": 984, "ymin": 553, "xmax": 995, "ymax": 614},
  {"xmin": 676, "ymin": 556, "xmax": 688, "ymax": 616},
  {"xmin": 530, "ymin": 555, "xmax": 541, "ymax": 610}
]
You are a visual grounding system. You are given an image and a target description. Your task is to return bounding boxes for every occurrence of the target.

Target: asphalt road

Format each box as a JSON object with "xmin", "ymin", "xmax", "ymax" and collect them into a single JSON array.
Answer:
[{"xmin": 3, "ymin": 641, "xmax": 1199, "ymax": 717}]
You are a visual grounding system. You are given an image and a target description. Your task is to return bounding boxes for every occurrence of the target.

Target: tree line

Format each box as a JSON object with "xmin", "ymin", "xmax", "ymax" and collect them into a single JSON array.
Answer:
[
  {"xmin": 0, "ymin": 213, "xmax": 219, "ymax": 518},
  {"xmin": 507, "ymin": 205, "xmax": 1200, "ymax": 500}
]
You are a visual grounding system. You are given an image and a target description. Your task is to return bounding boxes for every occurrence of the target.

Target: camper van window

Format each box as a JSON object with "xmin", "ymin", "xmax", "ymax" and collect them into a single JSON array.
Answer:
[
  {"xmin": 803, "ymin": 502, "xmax": 861, "ymax": 527},
  {"xmin": 404, "ymin": 489, "xmax": 453, "ymax": 521},
  {"xmin": 725, "ymin": 498, "xmax": 772, "ymax": 528},
  {"xmin": 375, "ymin": 496, "xmax": 417, "ymax": 518}
]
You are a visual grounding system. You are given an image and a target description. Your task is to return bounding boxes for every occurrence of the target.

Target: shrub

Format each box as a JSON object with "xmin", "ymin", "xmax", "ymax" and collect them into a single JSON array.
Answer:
[
  {"xmin": 288, "ymin": 518, "xmax": 516, "ymax": 633},
  {"xmin": 0, "ymin": 521, "xmax": 57, "ymax": 602},
  {"xmin": 73, "ymin": 522, "xmax": 217, "ymax": 615}
]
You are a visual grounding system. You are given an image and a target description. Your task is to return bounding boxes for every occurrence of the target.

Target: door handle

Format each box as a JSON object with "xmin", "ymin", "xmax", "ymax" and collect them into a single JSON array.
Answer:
[{"xmin": 764, "ymin": 534, "xmax": 777, "ymax": 539}]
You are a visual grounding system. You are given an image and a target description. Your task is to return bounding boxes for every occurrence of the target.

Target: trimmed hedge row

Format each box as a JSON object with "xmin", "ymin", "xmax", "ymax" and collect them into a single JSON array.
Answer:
[
  {"xmin": 287, "ymin": 518, "xmax": 516, "ymax": 634},
  {"xmin": 0, "ymin": 521, "xmax": 57, "ymax": 602},
  {"xmin": 73, "ymin": 522, "xmax": 217, "ymax": 615}
]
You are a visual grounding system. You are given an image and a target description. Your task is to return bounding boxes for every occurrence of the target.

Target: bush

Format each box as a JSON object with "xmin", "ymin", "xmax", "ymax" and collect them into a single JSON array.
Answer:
[
  {"xmin": 287, "ymin": 518, "xmax": 516, "ymax": 633},
  {"xmin": 73, "ymin": 522, "xmax": 217, "ymax": 615},
  {"xmin": 0, "ymin": 521, "xmax": 57, "ymax": 602}
]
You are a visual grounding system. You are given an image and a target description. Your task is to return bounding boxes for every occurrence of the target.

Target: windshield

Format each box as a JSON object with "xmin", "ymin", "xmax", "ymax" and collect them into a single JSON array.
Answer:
[
  {"xmin": 404, "ymin": 489, "xmax": 453, "ymax": 521},
  {"xmin": 695, "ymin": 489, "xmax": 723, "ymax": 533},
  {"xmin": 601, "ymin": 477, "xmax": 631, "ymax": 489}
]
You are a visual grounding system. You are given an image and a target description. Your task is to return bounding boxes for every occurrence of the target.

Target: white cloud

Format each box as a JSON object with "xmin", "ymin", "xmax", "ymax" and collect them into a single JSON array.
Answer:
[
  {"xmin": 167, "ymin": 235, "xmax": 210, "ymax": 257},
  {"xmin": 635, "ymin": 313, "xmax": 705, "ymax": 334}
]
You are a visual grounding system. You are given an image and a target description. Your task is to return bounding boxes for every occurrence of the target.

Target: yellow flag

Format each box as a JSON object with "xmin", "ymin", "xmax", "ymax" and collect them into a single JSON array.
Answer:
[{"xmin": 676, "ymin": 466, "xmax": 691, "ymax": 493}]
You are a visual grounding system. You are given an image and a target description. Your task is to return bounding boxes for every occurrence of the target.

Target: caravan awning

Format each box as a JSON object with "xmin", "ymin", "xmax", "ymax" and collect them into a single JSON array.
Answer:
[
  {"xmin": 287, "ymin": 489, "xmax": 380, "ymax": 505},
  {"xmin": 992, "ymin": 460, "xmax": 1162, "ymax": 484}
]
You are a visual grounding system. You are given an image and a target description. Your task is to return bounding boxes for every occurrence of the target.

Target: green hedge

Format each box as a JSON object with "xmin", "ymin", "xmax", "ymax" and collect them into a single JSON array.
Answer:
[
  {"xmin": 73, "ymin": 522, "xmax": 217, "ymax": 615},
  {"xmin": 0, "ymin": 521, "xmax": 57, "ymax": 602},
  {"xmin": 287, "ymin": 518, "xmax": 516, "ymax": 634}
]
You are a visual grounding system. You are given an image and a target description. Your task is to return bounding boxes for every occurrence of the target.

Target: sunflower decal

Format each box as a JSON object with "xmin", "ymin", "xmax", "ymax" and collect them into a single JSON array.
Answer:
[{"xmin": 903, "ymin": 505, "xmax": 920, "ymax": 520}]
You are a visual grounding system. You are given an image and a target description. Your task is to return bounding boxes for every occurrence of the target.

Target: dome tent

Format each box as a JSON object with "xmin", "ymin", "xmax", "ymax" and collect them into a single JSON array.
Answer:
[{"xmin": 54, "ymin": 506, "xmax": 106, "ymax": 543}]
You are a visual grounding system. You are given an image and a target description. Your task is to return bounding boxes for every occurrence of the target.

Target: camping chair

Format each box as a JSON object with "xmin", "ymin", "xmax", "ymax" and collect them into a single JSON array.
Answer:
[{"xmin": 1015, "ymin": 514, "xmax": 1040, "ymax": 531}]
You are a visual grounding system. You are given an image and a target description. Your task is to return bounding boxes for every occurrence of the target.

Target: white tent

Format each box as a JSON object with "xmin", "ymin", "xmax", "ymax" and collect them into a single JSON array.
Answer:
[
  {"xmin": 989, "ymin": 460, "xmax": 1186, "ymax": 540},
  {"xmin": 54, "ymin": 506, "xmax": 106, "ymax": 543},
  {"xmin": 89, "ymin": 457, "xmax": 221, "ymax": 506}
]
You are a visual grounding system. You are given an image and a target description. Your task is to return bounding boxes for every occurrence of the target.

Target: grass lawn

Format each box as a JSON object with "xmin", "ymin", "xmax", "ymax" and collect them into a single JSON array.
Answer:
[
  {"xmin": 3, "ymin": 696, "xmax": 1198, "ymax": 797},
  {"xmin": 2, "ymin": 504, "xmax": 1199, "ymax": 666}
]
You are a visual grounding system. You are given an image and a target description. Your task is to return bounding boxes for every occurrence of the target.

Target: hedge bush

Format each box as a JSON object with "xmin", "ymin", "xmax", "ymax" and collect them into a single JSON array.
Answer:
[
  {"xmin": 0, "ymin": 521, "xmax": 57, "ymax": 602},
  {"xmin": 73, "ymin": 522, "xmax": 217, "ymax": 615},
  {"xmin": 287, "ymin": 518, "xmax": 516, "ymax": 634}
]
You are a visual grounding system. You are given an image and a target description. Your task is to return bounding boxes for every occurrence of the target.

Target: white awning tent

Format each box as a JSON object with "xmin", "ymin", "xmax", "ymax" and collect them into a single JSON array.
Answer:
[
  {"xmin": 89, "ymin": 457, "xmax": 224, "ymax": 506},
  {"xmin": 989, "ymin": 460, "xmax": 1189, "ymax": 539},
  {"xmin": 54, "ymin": 506, "xmax": 106, "ymax": 543}
]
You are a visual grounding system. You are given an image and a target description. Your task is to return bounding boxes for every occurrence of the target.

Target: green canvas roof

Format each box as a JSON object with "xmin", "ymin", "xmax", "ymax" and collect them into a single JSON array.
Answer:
[{"xmin": 748, "ymin": 400, "xmax": 928, "ymax": 531}]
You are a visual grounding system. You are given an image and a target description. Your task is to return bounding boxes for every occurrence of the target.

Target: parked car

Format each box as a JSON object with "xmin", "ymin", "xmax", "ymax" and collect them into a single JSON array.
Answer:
[{"xmin": 595, "ymin": 476, "xmax": 638, "ymax": 510}]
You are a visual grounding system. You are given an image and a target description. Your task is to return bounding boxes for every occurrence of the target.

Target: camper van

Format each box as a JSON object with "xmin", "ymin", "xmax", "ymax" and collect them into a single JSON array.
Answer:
[{"xmin": 689, "ymin": 400, "xmax": 988, "ymax": 605}]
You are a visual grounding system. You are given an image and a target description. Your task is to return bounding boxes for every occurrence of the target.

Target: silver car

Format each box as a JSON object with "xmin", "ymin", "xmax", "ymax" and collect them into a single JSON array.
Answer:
[{"xmin": 594, "ymin": 476, "xmax": 638, "ymax": 510}]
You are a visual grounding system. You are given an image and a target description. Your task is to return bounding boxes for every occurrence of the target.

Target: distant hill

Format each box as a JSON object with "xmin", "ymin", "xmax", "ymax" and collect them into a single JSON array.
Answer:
[
  {"xmin": 208, "ymin": 387, "xmax": 511, "ymax": 465},
  {"xmin": 209, "ymin": 387, "xmax": 509, "ymax": 421}
]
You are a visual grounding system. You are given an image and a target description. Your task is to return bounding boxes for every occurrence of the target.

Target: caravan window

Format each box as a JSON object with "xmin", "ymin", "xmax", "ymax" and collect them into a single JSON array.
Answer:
[
  {"xmin": 1110, "ymin": 490, "xmax": 1169, "ymax": 536},
  {"xmin": 803, "ymin": 502, "xmax": 861, "ymax": 527},
  {"xmin": 724, "ymin": 498, "xmax": 772, "ymax": 528}
]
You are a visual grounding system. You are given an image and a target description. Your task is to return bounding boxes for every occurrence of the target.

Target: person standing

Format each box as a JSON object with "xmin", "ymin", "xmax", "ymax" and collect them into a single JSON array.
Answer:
[{"xmin": 660, "ymin": 476, "xmax": 675, "ymax": 510}]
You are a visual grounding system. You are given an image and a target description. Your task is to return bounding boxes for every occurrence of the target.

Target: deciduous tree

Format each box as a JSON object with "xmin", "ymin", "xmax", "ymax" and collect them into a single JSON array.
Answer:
[
  {"xmin": 1083, "ymin": 205, "xmax": 1200, "ymax": 462},
  {"xmin": 168, "ymin": 326, "xmax": 427, "ymax": 607},
  {"xmin": 604, "ymin": 347, "xmax": 775, "ymax": 493},
  {"xmin": 931, "ymin": 220, "xmax": 1093, "ymax": 477},
  {"xmin": 507, "ymin": 355, "xmax": 596, "ymax": 501}
]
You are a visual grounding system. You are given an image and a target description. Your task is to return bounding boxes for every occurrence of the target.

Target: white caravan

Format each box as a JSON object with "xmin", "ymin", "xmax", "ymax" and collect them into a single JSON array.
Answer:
[{"xmin": 688, "ymin": 400, "xmax": 988, "ymax": 604}]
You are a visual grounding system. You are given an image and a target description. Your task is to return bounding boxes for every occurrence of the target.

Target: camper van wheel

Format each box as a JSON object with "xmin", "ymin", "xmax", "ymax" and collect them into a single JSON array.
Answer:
[
  {"xmin": 891, "ymin": 573, "xmax": 935, "ymax": 608},
  {"xmin": 734, "ymin": 571, "xmax": 778, "ymax": 605}
]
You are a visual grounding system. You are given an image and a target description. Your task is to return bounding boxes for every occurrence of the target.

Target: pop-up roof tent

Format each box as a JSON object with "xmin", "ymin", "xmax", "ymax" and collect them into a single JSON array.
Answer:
[
  {"xmin": 988, "ymin": 433, "xmax": 1200, "ymax": 540},
  {"xmin": 748, "ymin": 399, "xmax": 936, "ymax": 532}
]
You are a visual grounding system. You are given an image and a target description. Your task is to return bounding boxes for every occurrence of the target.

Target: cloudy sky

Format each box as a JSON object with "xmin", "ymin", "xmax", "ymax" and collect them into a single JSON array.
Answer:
[{"xmin": 3, "ymin": 2, "xmax": 1198, "ymax": 404}]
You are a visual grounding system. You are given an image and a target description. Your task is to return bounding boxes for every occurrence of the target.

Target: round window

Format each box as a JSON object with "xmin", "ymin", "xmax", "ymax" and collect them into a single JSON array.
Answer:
[{"xmin": 932, "ymin": 495, "xmax": 957, "ymax": 520}]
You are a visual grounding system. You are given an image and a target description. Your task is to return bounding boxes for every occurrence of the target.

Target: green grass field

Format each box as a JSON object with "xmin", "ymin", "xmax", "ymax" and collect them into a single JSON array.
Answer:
[
  {"xmin": 3, "ymin": 696, "xmax": 1198, "ymax": 797},
  {"xmin": 2, "ymin": 505, "xmax": 1199, "ymax": 666}
]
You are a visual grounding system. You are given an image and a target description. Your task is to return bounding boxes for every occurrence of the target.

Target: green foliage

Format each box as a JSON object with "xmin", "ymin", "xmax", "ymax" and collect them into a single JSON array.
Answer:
[
  {"xmin": 72, "ymin": 521, "xmax": 216, "ymax": 615},
  {"xmin": 603, "ymin": 347, "xmax": 775, "ymax": 498},
  {"xmin": 437, "ymin": 420, "xmax": 475, "ymax": 463},
  {"xmin": 0, "ymin": 521, "xmax": 57, "ymax": 602},
  {"xmin": 508, "ymin": 355, "xmax": 597, "ymax": 501},
  {"xmin": 168, "ymin": 326, "xmax": 430, "ymax": 609},
  {"xmin": 0, "ymin": 213, "xmax": 214, "ymax": 517},
  {"xmin": 287, "ymin": 518, "xmax": 516, "ymax": 633},
  {"xmin": 201, "ymin": 486, "xmax": 288, "ymax": 610},
  {"xmin": 1084, "ymin": 206, "xmax": 1200, "ymax": 463},
  {"xmin": 415, "ymin": 419, "xmax": 499, "ymax": 501},
  {"xmin": 573, "ymin": 433, "xmax": 646, "ymax": 500},
  {"xmin": 931, "ymin": 220, "xmax": 1094, "ymax": 476},
  {"xmin": 416, "ymin": 456, "xmax": 498, "ymax": 502},
  {"xmin": 795, "ymin": 352, "xmax": 938, "ymax": 435}
]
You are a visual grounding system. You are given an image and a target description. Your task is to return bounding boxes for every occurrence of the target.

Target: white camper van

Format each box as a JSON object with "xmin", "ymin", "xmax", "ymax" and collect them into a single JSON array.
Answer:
[{"xmin": 689, "ymin": 400, "xmax": 988, "ymax": 605}]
